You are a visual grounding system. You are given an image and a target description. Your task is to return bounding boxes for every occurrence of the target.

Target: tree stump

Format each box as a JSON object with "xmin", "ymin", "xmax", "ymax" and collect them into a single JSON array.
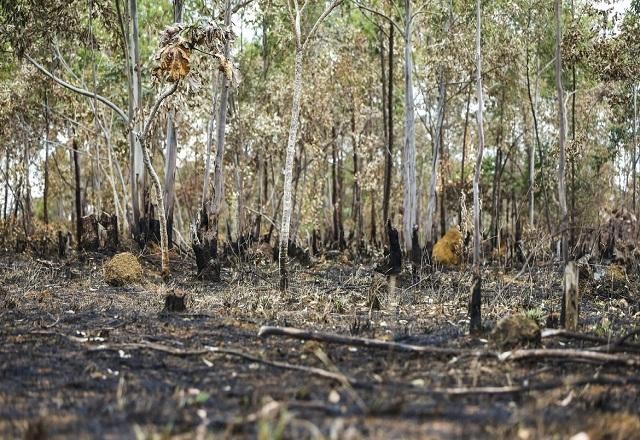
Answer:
[
  {"xmin": 563, "ymin": 261, "xmax": 579, "ymax": 330},
  {"xmin": 57, "ymin": 230, "xmax": 68, "ymax": 258},
  {"xmin": 469, "ymin": 273, "xmax": 482, "ymax": 334},
  {"xmin": 99, "ymin": 213, "xmax": 119, "ymax": 251},
  {"xmin": 164, "ymin": 291, "xmax": 188, "ymax": 312},
  {"xmin": 80, "ymin": 214, "xmax": 99, "ymax": 251},
  {"xmin": 192, "ymin": 207, "xmax": 221, "ymax": 282}
]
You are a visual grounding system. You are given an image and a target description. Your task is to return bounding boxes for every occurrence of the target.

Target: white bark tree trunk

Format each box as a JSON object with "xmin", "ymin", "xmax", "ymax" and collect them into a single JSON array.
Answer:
[
  {"xmin": 426, "ymin": 66, "xmax": 445, "ymax": 248},
  {"xmin": 279, "ymin": 46, "xmax": 304, "ymax": 290},
  {"xmin": 555, "ymin": 0, "xmax": 568, "ymax": 264},
  {"xmin": 470, "ymin": 0, "xmax": 485, "ymax": 333},
  {"xmin": 128, "ymin": 0, "xmax": 143, "ymax": 230},
  {"xmin": 473, "ymin": 0, "xmax": 485, "ymax": 270},
  {"xmin": 402, "ymin": 0, "xmax": 417, "ymax": 254},
  {"xmin": 163, "ymin": 0, "xmax": 184, "ymax": 246}
]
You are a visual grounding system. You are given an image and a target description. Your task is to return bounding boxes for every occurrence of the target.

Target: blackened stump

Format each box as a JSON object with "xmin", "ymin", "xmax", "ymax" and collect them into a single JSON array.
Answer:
[{"xmin": 469, "ymin": 273, "xmax": 482, "ymax": 334}]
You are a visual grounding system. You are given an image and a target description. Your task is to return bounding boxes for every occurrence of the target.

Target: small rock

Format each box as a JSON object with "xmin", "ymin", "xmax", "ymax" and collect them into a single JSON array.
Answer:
[
  {"xmin": 104, "ymin": 252, "xmax": 143, "ymax": 286},
  {"xmin": 490, "ymin": 314, "xmax": 541, "ymax": 350}
]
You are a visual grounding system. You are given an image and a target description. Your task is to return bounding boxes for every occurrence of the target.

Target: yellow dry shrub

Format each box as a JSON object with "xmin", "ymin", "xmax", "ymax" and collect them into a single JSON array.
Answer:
[
  {"xmin": 104, "ymin": 252, "xmax": 143, "ymax": 286},
  {"xmin": 432, "ymin": 226, "xmax": 463, "ymax": 266}
]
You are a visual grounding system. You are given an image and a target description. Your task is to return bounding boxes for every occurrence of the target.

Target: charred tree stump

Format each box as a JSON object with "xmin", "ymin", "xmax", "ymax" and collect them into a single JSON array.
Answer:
[
  {"xmin": 80, "ymin": 214, "xmax": 100, "ymax": 251},
  {"xmin": 99, "ymin": 213, "xmax": 119, "ymax": 251},
  {"xmin": 57, "ymin": 230, "xmax": 67, "ymax": 258},
  {"xmin": 192, "ymin": 207, "xmax": 220, "ymax": 282},
  {"xmin": 311, "ymin": 229, "xmax": 319, "ymax": 257},
  {"xmin": 164, "ymin": 291, "xmax": 188, "ymax": 312},
  {"xmin": 469, "ymin": 272, "xmax": 482, "ymax": 334},
  {"xmin": 376, "ymin": 220, "xmax": 402, "ymax": 305},
  {"xmin": 411, "ymin": 225, "xmax": 422, "ymax": 279},
  {"xmin": 375, "ymin": 219, "xmax": 402, "ymax": 276}
]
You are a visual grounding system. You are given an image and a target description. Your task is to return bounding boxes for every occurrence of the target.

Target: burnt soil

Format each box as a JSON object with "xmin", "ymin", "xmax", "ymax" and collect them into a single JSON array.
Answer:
[{"xmin": 1, "ymin": 251, "xmax": 640, "ymax": 439}]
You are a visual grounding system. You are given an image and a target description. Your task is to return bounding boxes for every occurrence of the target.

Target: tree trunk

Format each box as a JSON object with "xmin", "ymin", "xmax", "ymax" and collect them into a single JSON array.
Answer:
[
  {"xmin": 163, "ymin": 0, "xmax": 183, "ymax": 248},
  {"xmin": 402, "ymin": 0, "xmax": 417, "ymax": 255},
  {"xmin": 634, "ymin": 84, "xmax": 638, "ymax": 215},
  {"xmin": 458, "ymin": 85, "xmax": 471, "ymax": 228},
  {"xmin": 3, "ymin": 149, "xmax": 8, "ymax": 221},
  {"xmin": 194, "ymin": 0, "xmax": 230, "ymax": 281},
  {"xmin": 331, "ymin": 128, "xmax": 341, "ymax": 246},
  {"xmin": 43, "ymin": 91, "xmax": 50, "ymax": 225},
  {"xmin": 426, "ymin": 65, "xmax": 446, "ymax": 251},
  {"xmin": 525, "ymin": 41, "xmax": 552, "ymax": 232},
  {"xmin": 351, "ymin": 108, "xmax": 363, "ymax": 248},
  {"xmin": 140, "ymin": 137, "xmax": 169, "ymax": 276},
  {"xmin": 73, "ymin": 140, "xmax": 82, "ymax": 248},
  {"xmin": 23, "ymin": 143, "xmax": 32, "ymax": 237},
  {"xmin": 490, "ymin": 94, "xmax": 504, "ymax": 251},
  {"xmin": 128, "ymin": 0, "xmax": 144, "ymax": 235},
  {"xmin": 570, "ymin": 0, "xmax": 576, "ymax": 247},
  {"xmin": 555, "ymin": 0, "xmax": 570, "ymax": 325},
  {"xmin": 470, "ymin": 0, "xmax": 485, "ymax": 334},
  {"xmin": 382, "ymin": 22, "xmax": 394, "ymax": 229},
  {"xmin": 279, "ymin": 46, "xmax": 304, "ymax": 290}
]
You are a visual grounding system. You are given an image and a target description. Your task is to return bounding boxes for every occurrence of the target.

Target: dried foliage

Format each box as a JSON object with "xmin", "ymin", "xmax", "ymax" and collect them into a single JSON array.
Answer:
[{"xmin": 154, "ymin": 19, "xmax": 235, "ymax": 84}]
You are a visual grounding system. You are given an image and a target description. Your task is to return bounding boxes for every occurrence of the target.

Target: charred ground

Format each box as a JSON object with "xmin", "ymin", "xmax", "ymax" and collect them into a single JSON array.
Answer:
[{"xmin": 1, "ymin": 250, "xmax": 639, "ymax": 439}]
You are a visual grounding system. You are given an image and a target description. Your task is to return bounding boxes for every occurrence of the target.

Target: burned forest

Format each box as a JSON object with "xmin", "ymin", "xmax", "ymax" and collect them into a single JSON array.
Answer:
[{"xmin": 2, "ymin": 0, "xmax": 640, "ymax": 438}]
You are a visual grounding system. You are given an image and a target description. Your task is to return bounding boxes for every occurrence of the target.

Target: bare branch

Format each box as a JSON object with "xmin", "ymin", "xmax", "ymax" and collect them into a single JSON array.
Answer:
[
  {"xmin": 302, "ymin": 0, "xmax": 344, "ymax": 49},
  {"xmin": 231, "ymin": 0, "xmax": 256, "ymax": 14},
  {"xmin": 141, "ymin": 82, "xmax": 179, "ymax": 139},
  {"xmin": 25, "ymin": 54, "xmax": 129, "ymax": 124},
  {"xmin": 352, "ymin": 0, "xmax": 404, "ymax": 36}
]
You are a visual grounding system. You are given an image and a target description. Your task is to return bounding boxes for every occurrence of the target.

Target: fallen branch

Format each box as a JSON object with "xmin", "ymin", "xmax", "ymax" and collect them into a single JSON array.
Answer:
[
  {"xmin": 542, "ymin": 328, "xmax": 640, "ymax": 353},
  {"xmin": 88, "ymin": 341, "xmax": 360, "ymax": 386},
  {"xmin": 404, "ymin": 375, "xmax": 640, "ymax": 396},
  {"xmin": 258, "ymin": 325, "xmax": 488, "ymax": 357},
  {"xmin": 500, "ymin": 348, "xmax": 640, "ymax": 366}
]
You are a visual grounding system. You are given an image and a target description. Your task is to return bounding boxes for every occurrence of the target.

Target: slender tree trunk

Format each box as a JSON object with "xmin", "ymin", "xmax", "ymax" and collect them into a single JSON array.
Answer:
[
  {"xmin": 382, "ymin": 23, "xmax": 394, "ymax": 228},
  {"xmin": 351, "ymin": 109, "xmax": 363, "ymax": 247},
  {"xmin": 23, "ymin": 143, "xmax": 32, "ymax": 237},
  {"xmin": 73, "ymin": 140, "xmax": 82, "ymax": 248},
  {"xmin": 128, "ymin": 0, "xmax": 143, "ymax": 234},
  {"xmin": 555, "ymin": 0, "xmax": 571, "ymax": 327},
  {"xmin": 3, "ymin": 149, "xmax": 8, "ymax": 221},
  {"xmin": 43, "ymin": 91, "xmax": 50, "ymax": 225},
  {"xmin": 525, "ymin": 42, "xmax": 552, "ymax": 232},
  {"xmin": 527, "ymin": 106, "xmax": 535, "ymax": 226},
  {"xmin": 331, "ymin": 129, "xmax": 339, "ymax": 243},
  {"xmin": 163, "ymin": 0, "xmax": 184, "ymax": 248},
  {"xmin": 279, "ymin": 46, "xmax": 304, "ymax": 289},
  {"xmin": 402, "ymin": 0, "xmax": 417, "ymax": 255},
  {"xmin": 555, "ymin": 0, "xmax": 568, "ymax": 265},
  {"xmin": 194, "ymin": 0, "xmax": 231, "ymax": 281},
  {"xmin": 490, "ymin": 93, "xmax": 504, "ymax": 250},
  {"xmin": 470, "ymin": 0, "xmax": 485, "ymax": 334},
  {"xmin": 427, "ymin": 65, "xmax": 445, "ymax": 250},
  {"xmin": 634, "ymin": 84, "xmax": 638, "ymax": 215},
  {"xmin": 138, "ymin": 82, "xmax": 179, "ymax": 276},
  {"xmin": 458, "ymin": 85, "xmax": 471, "ymax": 228}
]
